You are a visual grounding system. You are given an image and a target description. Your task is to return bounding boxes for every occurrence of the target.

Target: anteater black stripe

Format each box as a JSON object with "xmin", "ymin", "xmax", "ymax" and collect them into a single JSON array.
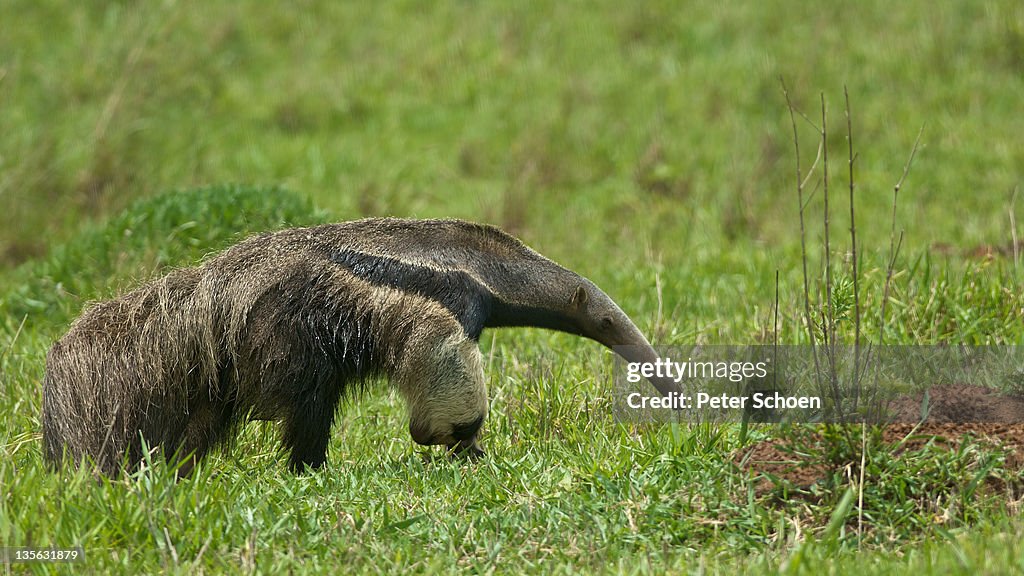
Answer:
[{"xmin": 327, "ymin": 249, "xmax": 492, "ymax": 340}]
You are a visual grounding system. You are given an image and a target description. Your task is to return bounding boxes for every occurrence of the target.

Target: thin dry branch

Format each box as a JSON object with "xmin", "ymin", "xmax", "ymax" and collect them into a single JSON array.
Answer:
[
  {"xmin": 821, "ymin": 94, "xmax": 833, "ymax": 349},
  {"xmin": 792, "ymin": 104, "xmax": 822, "ymax": 134},
  {"xmin": 772, "ymin": 269, "xmax": 780, "ymax": 394},
  {"xmin": 845, "ymin": 86, "xmax": 862, "ymax": 411},
  {"xmin": 845, "ymin": 87, "xmax": 860, "ymax": 352},
  {"xmin": 1010, "ymin": 186, "xmax": 1020, "ymax": 268},
  {"xmin": 878, "ymin": 127, "xmax": 922, "ymax": 344},
  {"xmin": 894, "ymin": 126, "xmax": 925, "ymax": 198},
  {"xmin": 781, "ymin": 78, "xmax": 821, "ymax": 389},
  {"xmin": 821, "ymin": 93, "xmax": 841, "ymax": 414},
  {"xmin": 801, "ymin": 140, "xmax": 825, "ymax": 192}
]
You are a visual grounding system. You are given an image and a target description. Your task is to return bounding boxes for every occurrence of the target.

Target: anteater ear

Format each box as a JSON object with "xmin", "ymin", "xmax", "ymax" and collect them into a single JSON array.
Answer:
[{"xmin": 571, "ymin": 285, "xmax": 588, "ymax": 310}]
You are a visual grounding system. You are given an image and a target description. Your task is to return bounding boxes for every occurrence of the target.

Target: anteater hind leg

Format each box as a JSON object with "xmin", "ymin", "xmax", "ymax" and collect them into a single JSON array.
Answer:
[
  {"xmin": 397, "ymin": 328, "xmax": 489, "ymax": 457},
  {"xmin": 172, "ymin": 396, "xmax": 235, "ymax": 477}
]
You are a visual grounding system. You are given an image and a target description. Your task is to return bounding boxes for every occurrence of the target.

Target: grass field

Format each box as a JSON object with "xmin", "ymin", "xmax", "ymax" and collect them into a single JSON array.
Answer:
[{"xmin": 2, "ymin": 1, "xmax": 1024, "ymax": 573}]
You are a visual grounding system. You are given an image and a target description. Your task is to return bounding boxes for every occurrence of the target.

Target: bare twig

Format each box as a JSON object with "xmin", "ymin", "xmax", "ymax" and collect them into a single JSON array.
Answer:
[
  {"xmin": 845, "ymin": 86, "xmax": 862, "ymax": 411},
  {"xmin": 774, "ymin": 269, "xmax": 780, "ymax": 391},
  {"xmin": 821, "ymin": 94, "xmax": 833, "ymax": 347},
  {"xmin": 791, "ymin": 105, "xmax": 822, "ymax": 134},
  {"xmin": 801, "ymin": 140, "xmax": 825, "ymax": 192},
  {"xmin": 893, "ymin": 126, "xmax": 924, "ymax": 199},
  {"xmin": 845, "ymin": 88, "xmax": 860, "ymax": 351},
  {"xmin": 1010, "ymin": 186, "xmax": 1020, "ymax": 269},
  {"xmin": 781, "ymin": 78, "xmax": 821, "ymax": 390},
  {"xmin": 821, "ymin": 93, "xmax": 841, "ymax": 416},
  {"xmin": 879, "ymin": 128, "xmax": 922, "ymax": 342},
  {"xmin": 802, "ymin": 179, "xmax": 822, "ymax": 213}
]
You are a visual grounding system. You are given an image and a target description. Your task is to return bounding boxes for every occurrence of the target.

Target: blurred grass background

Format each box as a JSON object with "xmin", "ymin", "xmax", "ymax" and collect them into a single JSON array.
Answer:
[
  {"xmin": 3, "ymin": 1, "xmax": 1022, "ymax": 262},
  {"xmin": 3, "ymin": 0, "xmax": 1023, "ymax": 344}
]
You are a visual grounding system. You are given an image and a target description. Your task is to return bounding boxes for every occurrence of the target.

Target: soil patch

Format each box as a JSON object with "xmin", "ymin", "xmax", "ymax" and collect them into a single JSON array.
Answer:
[
  {"xmin": 885, "ymin": 383, "xmax": 1024, "ymax": 423},
  {"xmin": 736, "ymin": 384, "xmax": 1024, "ymax": 498}
]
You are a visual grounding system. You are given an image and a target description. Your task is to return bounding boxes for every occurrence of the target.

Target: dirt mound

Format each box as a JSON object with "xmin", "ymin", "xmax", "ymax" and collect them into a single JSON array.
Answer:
[
  {"xmin": 737, "ymin": 384, "xmax": 1024, "ymax": 497},
  {"xmin": 885, "ymin": 383, "xmax": 1024, "ymax": 423}
]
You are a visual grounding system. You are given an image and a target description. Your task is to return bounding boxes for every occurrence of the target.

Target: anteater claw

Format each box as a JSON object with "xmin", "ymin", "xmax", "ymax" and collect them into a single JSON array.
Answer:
[{"xmin": 448, "ymin": 441, "xmax": 485, "ymax": 460}]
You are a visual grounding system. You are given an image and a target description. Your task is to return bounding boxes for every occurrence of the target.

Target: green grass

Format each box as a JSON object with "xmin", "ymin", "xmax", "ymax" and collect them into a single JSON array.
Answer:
[{"xmin": 3, "ymin": 0, "xmax": 1024, "ymax": 573}]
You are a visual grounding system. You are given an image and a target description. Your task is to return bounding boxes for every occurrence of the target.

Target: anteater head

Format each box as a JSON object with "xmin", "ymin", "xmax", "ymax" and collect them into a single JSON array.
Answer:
[{"xmin": 566, "ymin": 280, "xmax": 680, "ymax": 398}]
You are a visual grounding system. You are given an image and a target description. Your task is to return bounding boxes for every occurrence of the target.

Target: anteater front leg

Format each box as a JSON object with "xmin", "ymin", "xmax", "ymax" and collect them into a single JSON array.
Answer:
[
  {"xmin": 281, "ymin": 374, "xmax": 344, "ymax": 473},
  {"xmin": 397, "ymin": 327, "xmax": 489, "ymax": 458}
]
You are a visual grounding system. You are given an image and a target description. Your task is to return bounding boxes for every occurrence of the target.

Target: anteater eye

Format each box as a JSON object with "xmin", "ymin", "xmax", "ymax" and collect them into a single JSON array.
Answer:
[{"xmin": 600, "ymin": 317, "xmax": 614, "ymax": 330}]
